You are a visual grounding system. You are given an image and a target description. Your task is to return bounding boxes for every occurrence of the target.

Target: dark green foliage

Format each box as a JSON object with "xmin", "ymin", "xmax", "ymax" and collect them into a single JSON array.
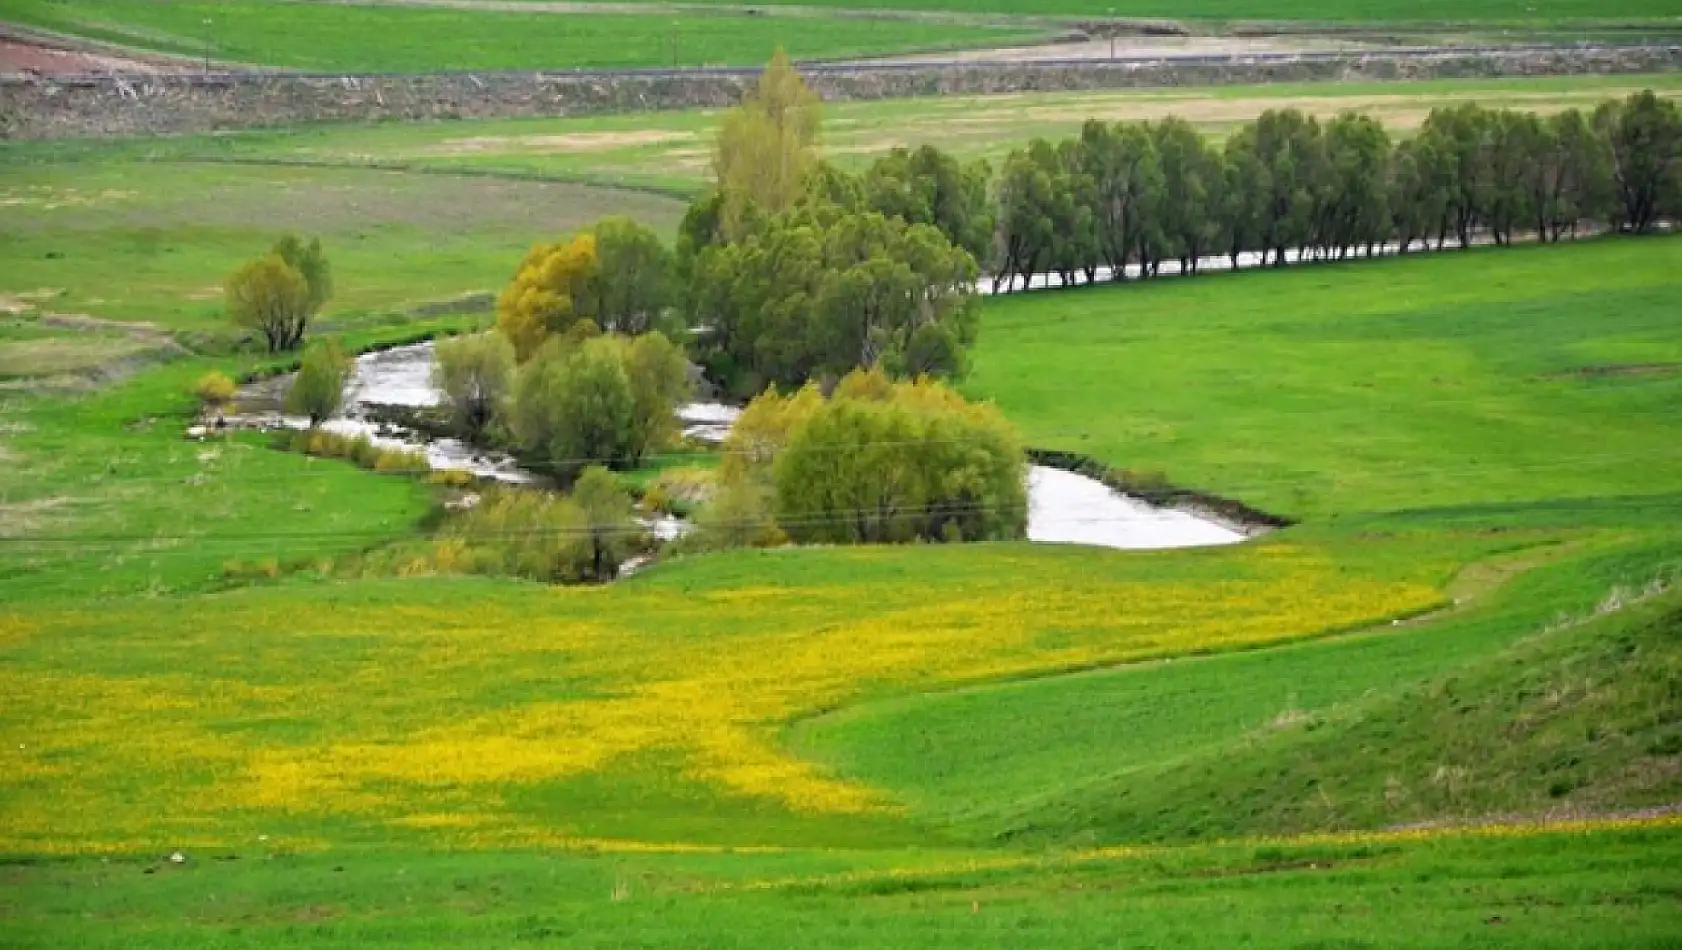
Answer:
[
  {"xmin": 862, "ymin": 145, "xmax": 995, "ymax": 263},
  {"xmin": 688, "ymin": 207, "xmax": 980, "ymax": 390},
  {"xmin": 1595, "ymin": 90, "xmax": 1682, "ymax": 233},
  {"xmin": 990, "ymin": 92, "xmax": 1672, "ymax": 290},
  {"xmin": 584, "ymin": 216, "xmax": 679, "ymax": 336}
]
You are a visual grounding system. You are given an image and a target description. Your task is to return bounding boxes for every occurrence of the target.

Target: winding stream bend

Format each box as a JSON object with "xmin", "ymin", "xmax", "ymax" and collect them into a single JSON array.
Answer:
[{"xmin": 244, "ymin": 342, "xmax": 1245, "ymax": 552}]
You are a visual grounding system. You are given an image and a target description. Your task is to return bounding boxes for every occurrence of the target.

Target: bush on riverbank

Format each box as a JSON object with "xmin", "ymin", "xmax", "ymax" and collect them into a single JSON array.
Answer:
[
  {"xmin": 688, "ymin": 369, "xmax": 1025, "ymax": 550},
  {"xmin": 276, "ymin": 428, "xmax": 430, "ymax": 475},
  {"xmin": 374, "ymin": 469, "xmax": 646, "ymax": 584}
]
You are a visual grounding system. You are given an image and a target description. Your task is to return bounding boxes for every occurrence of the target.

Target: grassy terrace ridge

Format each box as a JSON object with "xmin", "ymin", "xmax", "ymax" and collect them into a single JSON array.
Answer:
[
  {"xmin": 565, "ymin": 0, "xmax": 1682, "ymax": 22},
  {"xmin": 1, "ymin": 0, "xmax": 1045, "ymax": 72}
]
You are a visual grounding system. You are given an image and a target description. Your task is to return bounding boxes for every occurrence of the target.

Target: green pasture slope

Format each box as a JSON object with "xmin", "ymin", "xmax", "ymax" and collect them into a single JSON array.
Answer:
[
  {"xmin": 1, "ymin": 0, "xmax": 1040, "ymax": 72},
  {"xmin": 3, "ymin": 231, "xmax": 1679, "ymax": 945}
]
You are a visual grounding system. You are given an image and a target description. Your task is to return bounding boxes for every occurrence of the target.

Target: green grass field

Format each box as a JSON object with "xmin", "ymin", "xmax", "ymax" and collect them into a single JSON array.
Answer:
[
  {"xmin": 5, "ymin": 826, "xmax": 1679, "ymax": 948},
  {"xmin": 581, "ymin": 0, "xmax": 1681, "ymax": 22},
  {"xmin": 3, "ymin": 77, "xmax": 1681, "ymax": 944},
  {"xmin": 3, "ymin": 0, "xmax": 1042, "ymax": 72}
]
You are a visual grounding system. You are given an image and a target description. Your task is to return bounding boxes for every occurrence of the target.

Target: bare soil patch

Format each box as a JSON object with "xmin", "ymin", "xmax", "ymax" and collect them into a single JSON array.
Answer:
[
  {"xmin": 1542, "ymin": 362, "xmax": 1682, "ymax": 380},
  {"xmin": 0, "ymin": 496, "xmax": 74, "ymax": 539},
  {"xmin": 0, "ymin": 37, "xmax": 162, "ymax": 76},
  {"xmin": 419, "ymin": 130, "xmax": 693, "ymax": 157}
]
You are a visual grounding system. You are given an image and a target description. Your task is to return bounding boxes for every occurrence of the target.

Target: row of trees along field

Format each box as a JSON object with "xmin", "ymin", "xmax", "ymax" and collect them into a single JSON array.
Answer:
[{"xmin": 991, "ymin": 92, "xmax": 1682, "ymax": 291}]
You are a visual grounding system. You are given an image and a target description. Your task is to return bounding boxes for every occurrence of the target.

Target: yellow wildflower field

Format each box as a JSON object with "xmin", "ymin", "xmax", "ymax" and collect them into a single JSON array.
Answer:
[{"xmin": 0, "ymin": 541, "xmax": 1443, "ymax": 854}]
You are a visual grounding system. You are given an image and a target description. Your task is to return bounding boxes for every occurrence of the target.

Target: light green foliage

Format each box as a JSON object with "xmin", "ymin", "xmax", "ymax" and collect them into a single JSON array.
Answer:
[
  {"xmin": 508, "ymin": 329, "xmax": 688, "ymax": 477},
  {"xmin": 190, "ymin": 371, "xmax": 236, "ymax": 411},
  {"xmin": 430, "ymin": 486, "xmax": 628, "ymax": 584},
  {"xmin": 424, "ymin": 473, "xmax": 640, "ymax": 584},
  {"xmin": 431, "ymin": 331, "xmax": 516, "ymax": 440},
  {"xmin": 571, "ymin": 464, "xmax": 643, "ymax": 582},
  {"xmin": 714, "ymin": 50, "xmax": 823, "ymax": 241},
  {"xmin": 680, "ymin": 478, "xmax": 786, "ymax": 553},
  {"xmin": 622, "ymin": 331, "xmax": 693, "ymax": 462},
  {"xmin": 284, "ymin": 427, "xmax": 429, "ymax": 475},
  {"xmin": 764, "ymin": 369, "xmax": 1026, "ymax": 545},
  {"xmin": 224, "ymin": 253, "xmax": 311, "ymax": 353},
  {"xmin": 282, "ymin": 339, "xmax": 350, "ymax": 426},
  {"xmin": 272, "ymin": 234, "xmax": 332, "ymax": 316},
  {"xmin": 222, "ymin": 234, "xmax": 331, "ymax": 352}
]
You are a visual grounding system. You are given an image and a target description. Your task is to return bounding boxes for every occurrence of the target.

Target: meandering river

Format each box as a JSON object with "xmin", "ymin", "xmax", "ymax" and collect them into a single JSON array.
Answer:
[{"xmin": 241, "ymin": 342, "xmax": 1245, "ymax": 551}]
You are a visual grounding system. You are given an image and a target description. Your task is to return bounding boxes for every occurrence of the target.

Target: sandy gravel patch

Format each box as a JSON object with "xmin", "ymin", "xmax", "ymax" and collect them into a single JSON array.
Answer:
[{"xmin": 420, "ymin": 130, "xmax": 693, "ymax": 157}]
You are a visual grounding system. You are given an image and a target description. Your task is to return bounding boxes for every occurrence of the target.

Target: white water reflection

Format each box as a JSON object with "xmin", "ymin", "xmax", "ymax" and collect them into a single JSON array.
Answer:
[{"xmin": 1027, "ymin": 465, "xmax": 1242, "ymax": 550}]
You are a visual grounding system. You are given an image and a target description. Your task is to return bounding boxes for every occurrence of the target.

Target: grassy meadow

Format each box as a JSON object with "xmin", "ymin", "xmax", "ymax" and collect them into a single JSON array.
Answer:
[
  {"xmin": 2, "ymin": 0, "xmax": 1043, "ymax": 72},
  {"xmin": 13, "ymin": 74, "xmax": 1677, "ymax": 199},
  {"xmin": 3, "ymin": 72, "xmax": 1682, "ymax": 945},
  {"xmin": 592, "ymin": 0, "xmax": 1682, "ymax": 22}
]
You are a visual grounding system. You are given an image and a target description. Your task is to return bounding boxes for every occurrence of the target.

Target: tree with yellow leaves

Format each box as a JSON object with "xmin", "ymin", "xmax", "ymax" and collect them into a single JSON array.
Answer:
[
  {"xmin": 714, "ymin": 49, "xmax": 822, "ymax": 241},
  {"xmin": 496, "ymin": 233, "xmax": 599, "ymax": 362}
]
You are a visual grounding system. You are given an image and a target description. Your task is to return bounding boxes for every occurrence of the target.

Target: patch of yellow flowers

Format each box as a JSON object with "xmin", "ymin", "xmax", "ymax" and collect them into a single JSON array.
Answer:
[{"xmin": 1, "ymin": 543, "xmax": 1444, "ymax": 853}]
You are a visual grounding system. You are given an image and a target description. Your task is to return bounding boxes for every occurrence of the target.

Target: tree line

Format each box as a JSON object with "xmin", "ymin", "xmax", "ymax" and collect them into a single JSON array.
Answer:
[{"xmin": 991, "ymin": 91, "xmax": 1681, "ymax": 292}]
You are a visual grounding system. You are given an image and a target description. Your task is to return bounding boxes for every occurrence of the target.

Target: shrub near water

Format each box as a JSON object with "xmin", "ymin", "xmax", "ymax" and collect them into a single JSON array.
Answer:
[
  {"xmin": 696, "ymin": 369, "xmax": 1025, "ymax": 548},
  {"xmin": 428, "ymin": 468, "xmax": 644, "ymax": 583}
]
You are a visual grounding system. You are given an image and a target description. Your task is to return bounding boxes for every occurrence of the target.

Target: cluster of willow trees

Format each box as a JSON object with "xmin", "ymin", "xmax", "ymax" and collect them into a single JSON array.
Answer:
[
  {"xmin": 990, "ymin": 91, "xmax": 1682, "ymax": 291},
  {"xmin": 682, "ymin": 368, "xmax": 1027, "ymax": 552}
]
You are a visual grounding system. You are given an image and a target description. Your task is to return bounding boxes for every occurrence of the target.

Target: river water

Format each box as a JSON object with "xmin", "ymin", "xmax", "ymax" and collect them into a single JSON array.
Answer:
[{"xmin": 244, "ymin": 342, "xmax": 1245, "ymax": 551}]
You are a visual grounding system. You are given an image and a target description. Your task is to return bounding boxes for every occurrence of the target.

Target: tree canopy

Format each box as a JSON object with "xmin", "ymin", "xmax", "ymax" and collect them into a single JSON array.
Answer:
[
  {"xmin": 714, "ymin": 48, "xmax": 822, "ymax": 242},
  {"xmin": 701, "ymin": 369, "xmax": 1026, "ymax": 548},
  {"xmin": 432, "ymin": 331, "xmax": 517, "ymax": 440},
  {"xmin": 225, "ymin": 235, "xmax": 332, "ymax": 353}
]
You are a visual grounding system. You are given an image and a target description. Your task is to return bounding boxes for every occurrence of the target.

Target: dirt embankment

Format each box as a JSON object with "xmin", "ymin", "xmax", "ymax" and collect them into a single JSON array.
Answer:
[
  {"xmin": 0, "ymin": 32, "xmax": 187, "ymax": 77},
  {"xmin": 8, "ymin": 45, "xmax": 1682, "ymax": 140}
]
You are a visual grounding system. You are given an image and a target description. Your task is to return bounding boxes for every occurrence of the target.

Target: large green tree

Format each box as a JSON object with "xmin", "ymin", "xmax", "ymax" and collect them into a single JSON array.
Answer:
[
  {"xmin": 1595, "ymin": 90, "xmax": 1682, "ymax": 233},
  {"xmin": 225, "ymin": 235, "xmax": 331, "ymax": 353},
  {"xmin": 714, "ymin": 49, "xmax": 823, "ymax": 241}
]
